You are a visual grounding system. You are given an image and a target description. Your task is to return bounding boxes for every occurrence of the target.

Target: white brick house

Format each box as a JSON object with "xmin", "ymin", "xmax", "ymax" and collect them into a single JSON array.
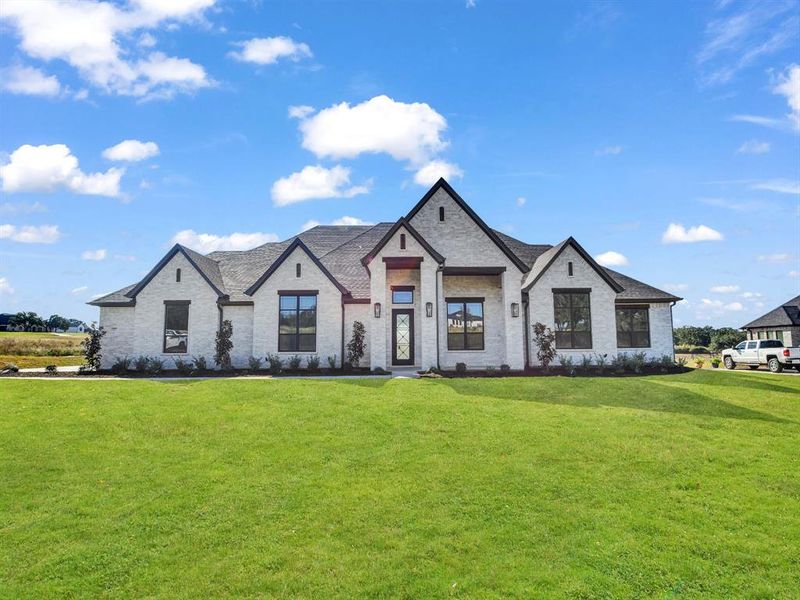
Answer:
[{"xmin": 90, "ymin": 179, "xmax": 681, "ymax": 370}]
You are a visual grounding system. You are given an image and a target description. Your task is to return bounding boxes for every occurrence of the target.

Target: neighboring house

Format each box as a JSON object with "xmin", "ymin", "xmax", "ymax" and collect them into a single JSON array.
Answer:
[
  {"xmin": 66, "ymin": 322, "xmax": 88, "ymax": 333},
  {"xmin": 741, "ymin": 294, "xmax": 800, "ymax": 346},
  {"xmin": 89, "ymin": 179, "xmax": 681, "ymax": 370},
  {"xmin": 0, "ymin": 313, "xmax": 14, "ymax": 332}
]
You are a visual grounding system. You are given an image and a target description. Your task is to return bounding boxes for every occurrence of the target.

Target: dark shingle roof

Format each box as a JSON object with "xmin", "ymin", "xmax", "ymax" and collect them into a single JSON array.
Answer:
[
  {"xmin": 742, "ymin": 294, "xmax": 800, "ymax": 329},
  {"xmin": 90, "ymin": 224, "xmax": 681, "ymax": 306}
]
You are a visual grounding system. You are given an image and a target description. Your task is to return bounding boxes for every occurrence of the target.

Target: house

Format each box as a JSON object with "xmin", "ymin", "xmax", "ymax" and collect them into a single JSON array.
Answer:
[
  {"xmin": 89, "ymin": 179, "xmax": 681, "ymax": 370},
  {"xmin": 741, "ymin": 294, "xmax": 800, "ymax": 346},
  {"xmin": 0, "ymin": 313, "xmax": 14, "ymax": 332}
]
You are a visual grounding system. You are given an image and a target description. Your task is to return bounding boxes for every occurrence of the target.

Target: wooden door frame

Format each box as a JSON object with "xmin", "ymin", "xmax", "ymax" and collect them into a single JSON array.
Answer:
[{"xmin": 391, "ymin": 308, "xmax": 414, "ymax": 366}]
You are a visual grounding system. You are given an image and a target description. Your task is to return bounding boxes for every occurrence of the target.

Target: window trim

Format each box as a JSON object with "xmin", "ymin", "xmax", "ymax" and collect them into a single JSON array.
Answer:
[
  {"xmin": 391, "ymin": 285, "xmax": 414, "ymax": 305},
  {"xmin": 296, "ymin": 262, "xmax": 301, "ymax": 278},
  {"xmin": 163, "ymin": 300, "xmax": 190, "ymax": 354},
  {"xmin": 400, "ymin": 233, "xmax": 406, "ymax": 250},
  {"xmin": 446, "ymin": 298, "xmax": 485, "ymax": 351},
  {"xmin": 553, "ymin": 290, "xmax": 592, "ymax": 350},
  {"xmin": 439, "ymin": 206, "xmax": 445, "ymax": 221},
  {"xmin": 567, "ymin": 261, "xmax": 573, "ymax": 277},
  {"xmin": 277, "ymin": 292, "xmax": 318, "ymax": 353},
  {"xmin": 615, "ymin": 305, "xmax": 651, "ymax": 349},
  {"xmin": 176, "ymin": 268, "xmax": 181, "ymax": 282}
]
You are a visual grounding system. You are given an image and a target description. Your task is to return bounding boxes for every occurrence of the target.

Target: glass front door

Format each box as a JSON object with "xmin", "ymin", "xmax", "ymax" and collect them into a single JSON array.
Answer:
[{"xmin": 392, "ymin": 309, "xmax": 414, "ymax": 366}]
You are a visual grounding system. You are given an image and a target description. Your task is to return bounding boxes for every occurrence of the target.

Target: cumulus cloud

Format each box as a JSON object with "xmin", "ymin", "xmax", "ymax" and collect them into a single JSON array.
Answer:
[
  {"xmin": 1, "ymin": 65, "xmax": 60, "ymax": 96},
  {"xmin": 0, "ymin": 0, "xmax": 216, "ymax": 100},
  {"xmin": 271, "ymin": 165, "xmax": 371, "ymax": 207},
  {"xmin": 594, "ymin": 145, "xmax": 623, "ymax": 156},
  {"xmin": 0, "ymin": 277, "xmax": 14, "ymax": 295},
  {"xmin": 0, "ymin": 223, "xmax": 61, "ymax": 243},
  {"xmin": 594, "ymin": 251, "xmax": 629, "ymax": 267},
  {"xmin": 773, "ymin": 63, "xmax": 800, "ymax": 129},
  {"xmin": 229, "ymin": 36, "xmax": 312, "ymax": 65},
  {"xmin": 662, "ymin": 223, "xmax": 724, "ymax": 243},
  {"xmin": 288, "ymin": 105, "xmax": 315, "ymax": 119},
  {"xmin": 102, "ymin": 139, "xmax": 159, "ymax": 162},
  {"xmin": 298, "ymin": 95, "xmax": 448, "ymax": 164},
  {"xmin": 81, "ymin": 248, "xmax": 107, "ymax": 261},
  {"xmin": 701, "ymin": 298, "xmax": 743, "ymax": 312},
  {"xmin": 170, "ymin": 229, "xmax": 278, "ymax": 253},
  {"xmin": 301, "ymin": 215, "xmax": 374, "ymax": 232},
  {"xmin": 737, "ymin": 139, "xmax": 770, "ymax": 154},
  {"xmin": 0, "ymin": 144, "xmax": 123, "ymax": 197},
  {"xmin": 710, "ymin": 285, "xmax": 740, "ymax": 293},
  {"xmin": 413, "ymin": 160, "xmax": 464, "ymax": 186}
]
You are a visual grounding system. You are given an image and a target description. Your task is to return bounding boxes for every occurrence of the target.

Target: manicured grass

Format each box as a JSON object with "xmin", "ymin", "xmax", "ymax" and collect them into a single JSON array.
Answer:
[{"xmin": 1, "ymin": 371, "xmax": 798, "ymax": 598}]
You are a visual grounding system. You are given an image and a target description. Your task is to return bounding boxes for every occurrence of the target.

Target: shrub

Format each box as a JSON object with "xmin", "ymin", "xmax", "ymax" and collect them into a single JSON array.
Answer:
[
  {"xmin": 500, "ymin": 364, "xmax": 511, "ymax": 372},
  {"xmin": 630, "ymin": 351, "xmax": 647, "ymax": 374},
  {"xmin": 372, "ymin": 366, "xmax": 389, "ymax": 375},
  {"xmin": 173, "ymin": 356, "xmax": 193, "ymax": 375},
  {"xmin": 532, "ymin": 322, "xmax": 556, "ymax": 370},
  {"xmin": 694, "ymin": 358, "xmax": 706, "ymax": 369},
  {"xmin": 346, "ymin": 321, "xmax": 366, "ymax": 367},
  {"xmin": 611, "ymin": 353, "xmax": 629, "ymax": 373},
  {"xmin": 455, "ymin": 362, "xmax": 467, "ymax": 374},
  {"xmin": 676, "ymin": 356, "xmax": 688, "ymax": 367},
  {"xmin": 579, "ymin": 354, "xmax": 593, "ymax": 372},
  {"xmin": 214, "ymin": 319, "xmax": 233, "ymax": 370},
  {"xmin": 248, "ymin": 356, "xmax": 263, "ymax": 371},
  {"xmin": 111, "ymin": 356, "xmax": 131, "ymax": 375},
  {"xmin": 82, "ymin": 324, "xmax": 106, "ymax": 371},
  {"xmin": 192, "ymin": 355, "xmax": 208, "ymax": 372},
  {"xmin": 486, "ymin": 365, "xmax": 496, "ymax": 373},
  {"xmin": 558, "ymin": 354, "xmax": 575, "ymax": 376},
  {"xmin": 133, "ymin": 355, "xmax": 149, "ymax": 373},
  {"xmin": 660, "ymin": 355, "xmax": 675, "ymax": 370},
  {"xmin": 710, "ymin": 357, "xmax": 721, "ymax": 368},
  {"xmin": 3, "ymin": 363, "xmax": 20, "ymax": 373},
  {"xmin": 594, "ymin": 353, "xmax": 608, "ymax": 373},
  {"xmin": 306, "ymin": 355, "xmax": 320, "ymax": 371},
  {"xmin": 266, "ymin": 353, "xmax": 283, "ymax": 375},
  {"xmin": 327, "ymin": 355, "xmax": 337, "ymax": 369},
  {"xmin": 45, "ymin": 364, "xmax": 57, "ymax": 373},
  {"xmin": 147, "ymin": 357, "xmax": 165, "ymax": 375},
  {"xmin": 288, "ymin": 355, "xmax": 302, "ymax": 370}
]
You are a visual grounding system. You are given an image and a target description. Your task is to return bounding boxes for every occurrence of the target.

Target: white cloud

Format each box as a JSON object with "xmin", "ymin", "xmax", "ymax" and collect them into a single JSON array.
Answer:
[
  {"xmin": 664, "ymin": 283, "xmax": 689, "ymax": 292},
  {"xmin": 0, "ymin": 223, "xmax": 61, "ymax": 244},
  {"xmin": 229, "ymin": 36, "xmax": 312, "ymax": 65},
  {"xmin": 102, "ymin": 139, "xmax": 159, "ymax": 162},
  {"xmin": 594, "ymin": 251, "xmax": 629, "ymax": 267},
  {"xmin": 0, "ymin": 201, "xmax": 46, "ymax": 215},
  {"xmin": 757, "ymin": 253, "xmax": 794, "ymax": 263},
  {"xmin": 0, "ymin": 0, "xmax": 216, "ymax": 100},
  {"xmin": 170, "ymin": 230, "xmax": 278, "ymax": 253},
  {"xmin": 740, "ymin": 291, "xmax": 762, "ymax": 299},
  {"xmin": 594, "ymin": 145, "xmax": 623, "ymax": 156},
  {"xmin": 298, "ymin": 95, "xmax": 448, "ymax": 164},
  {"xmin": 413, "ymin": 160, "xmax": 464, "ymax": 186},
  {"xmin": 0, "ymin": 144, "xmax": 123, "ymax": 197},
  {"xmin": 271, "ymin": 165, "xmax": 371, "ymax": 206},
  {"xmin": 114, "ymin": 254, "xmax": 136, "ymax": 261},
  {"xmin": 789, "ymin": 270, "xmax": 799, "ymax": 278},
  {"xmin": 1, "ymin": 65, "xmax": 60, "ymax": 96},
  {"xmin": 737, "ymin": 139, "xmax": 770, "ymax": 154},
  {"xmin": 71, "ymin": 285, "xmax": 88, "ymax": 295},
  {"xmin": 466, "ymin": 0, "xmax": 477, "ymax": 7},
  {"xmin": 0, "ymin": 277, "xmax": 14, "ymax": 295},
  {"xmin": 729, "ymin": 114, "xmax": 784, "ymax": 128},
  {"xmin": 81, "ymin": 248, "xmax": 107, "ymax": 261},
  {"xmin": 300, "ymin": 215, "xmax": 374, "ymax": 232},
  {"xmin": 516, "ymin": 197, "xmax": 526, "ymax": 207},
  {"xmin": 288, "ymin": 105, "xmax": 315, "ymax": 119},
  {"xmin": 662, "ymin": 223, "xmax": 724, "ymax": 243},
  {"xmin": 710, "ymin": 285, "xmax": 740, "ymax": 293},
  {"xmin": 701, "ymin": 298, "xmax": 743, "ymax": 311},
  {"xmin": 773, "ymin": 63, "xmax": 800, "ymax": 129},
  {"xmin": 750, "ymin": 178, "xmax": 800, "ymax": 195}
]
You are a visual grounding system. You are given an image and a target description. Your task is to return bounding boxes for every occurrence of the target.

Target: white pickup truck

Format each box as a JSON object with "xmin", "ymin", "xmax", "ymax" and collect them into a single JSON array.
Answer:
[{"xmin": 722, "ymin": 339, "xmax": 800, "ymax": 373}]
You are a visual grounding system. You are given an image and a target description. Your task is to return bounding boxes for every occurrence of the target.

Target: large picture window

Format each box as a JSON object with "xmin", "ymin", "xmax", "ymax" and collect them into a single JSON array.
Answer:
[
  {"xmin": 279, "ymin": 294, "xmax": 317, "ymax": 352},
  {"xmin": 163, "ymin": 302, "xmax": 189, "ymax": 353},
  {"xmin": 616, "ymin": 306, "xmax": 650, "ymax": 348},
  {"xmin": 447, "ymin": 300, "xmax": 484, "ymax": 350},
  {"xmin": 553, "ymin": 291, "xmax": 591, "ymax": 349}
]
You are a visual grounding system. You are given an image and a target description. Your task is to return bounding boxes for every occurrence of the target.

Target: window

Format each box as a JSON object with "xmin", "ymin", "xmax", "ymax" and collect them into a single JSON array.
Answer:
[
  {"xmin": 447, "ymin": 300, "xmax": 484, "ymax": 350},
  {"xmin": 762, "ymin": 340, "xmax": 783, "ymax": 348},
  {"xmin": 758, "ymin": 331, "xmax": 765, "ymax": 340},
  {"xmin": 735, "ymin": 342, "xmax": 746, "ymax": 350},
  {"xmin": 776, "ymin": 331, "xmax": 785, "ymax": 343},
  {"xmin": 278, "ymin": 294, "xmax": 316, "ymax": 352},
  {"xmin": 392, "ymin": 287, "xmax": 414, "ymax": 304},
  {"xmin": 176, "ymin": 268, "xmax": 181, "ymax": 282},
  {"xmin": 553, "ymin": 291, "xmax": 592, "ymax": 349},
  {"xmin": 439, "ymin": 206, "xmax": 445, "ymax": 221},
  {"xmin": 400, "ymin": 233, "xmax": 406, "ymax": 250},
  {"xmin": 163, "ymin": 302, "xmax": 189, "ymax": 353},
  {"xmin": 746, "ymin": 341, "xmax": 757, "ymax": 349},
  {"xmin": 568, "ymin": 261, "xmax": 573, "ymax": 277},
  {"xmin": 296, "ymin": 263, "xmax": 301, "ymax": 278},
  {"xmin": 615, "ymin": 306, "xmax": 650, "ymax": 348}
]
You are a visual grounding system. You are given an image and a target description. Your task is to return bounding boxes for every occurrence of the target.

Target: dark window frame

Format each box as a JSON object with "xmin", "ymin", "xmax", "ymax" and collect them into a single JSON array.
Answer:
[
  {"xmin": 439, "ymin": 206, "xmax": 445, "ymax": 221},
  {"xmin": 615, "ymin": 305, "xmax": 651, "ymax": 348},
  {"xmin": 400, "ymin": 233, "xmax": 406, "ymax": 250},
  {"xmin": 296, "ymin": 263, "xmax": 301, "ymax": 278},
  {"xmin": 553, "ymin": 290, "xmax": 592, "ymax": 349},
  {"xmin": 391, "ymin": 285, "xmax": 414, "ymax": 304},
  {"xmin": 163, "ymin": 300, "xmax": 190, "ymax": 354},
  {"xmin": 446, "ymin": 298, "xmax": 485, "ymax": 351},
  {"xmin": 176, "ymin": 268, "xmax": 181, "ymax": 282},
  {"xmin": 567, "ymin": 261, "xmax": 573, "ymax": 277},
  {"xmin": 278, "ymin": 292, "xmax": 317, "ymax": 352}
]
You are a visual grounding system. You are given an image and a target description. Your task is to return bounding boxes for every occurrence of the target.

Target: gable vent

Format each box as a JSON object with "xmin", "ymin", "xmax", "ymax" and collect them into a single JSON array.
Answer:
[{"xmin": 439, "ymin": 206, "xmax": 445, "ymax": 221}]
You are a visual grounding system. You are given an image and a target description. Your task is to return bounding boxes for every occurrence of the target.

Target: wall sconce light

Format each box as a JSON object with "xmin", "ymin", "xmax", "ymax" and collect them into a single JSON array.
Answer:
[
  {"xmin": 511, "ymin": 302, "xmax": 519, "ymax": 318},
  {"xmin": 426, "ymin": 302, "xmax": 433, "ymax": 317},
  {"xmin": 374, "ymin": 302, "xmax": 381, "ymax": 318}
]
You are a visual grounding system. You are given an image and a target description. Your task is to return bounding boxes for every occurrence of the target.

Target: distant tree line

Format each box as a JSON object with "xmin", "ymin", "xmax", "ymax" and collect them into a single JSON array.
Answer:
[
  {"xmin": 5, "ymin": 312, "xmax": 86, "ymax": 332},
  {"xmin": 673, "ymin": 326, "xmax": 746, "ymax": 353}
]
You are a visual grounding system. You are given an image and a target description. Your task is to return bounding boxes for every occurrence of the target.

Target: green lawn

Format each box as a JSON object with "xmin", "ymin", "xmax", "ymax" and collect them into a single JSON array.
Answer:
[{"xmin": 1, "ymin": 371, "xmax": 798, "ymax": 598}]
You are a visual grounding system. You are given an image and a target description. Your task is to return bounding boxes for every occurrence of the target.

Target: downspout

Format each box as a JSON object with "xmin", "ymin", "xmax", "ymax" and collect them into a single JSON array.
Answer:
[
  {"xmin": 217, "ymin": 302, "xmax": 223, "ymax": 329},
  {"xmin": 669, "ymin": 301, "xmax": 676, "ymax": 360},
  {"xmin": 435, "ymin": 263, "xmax": 443, "ymax": 370},
  {"xmin": 341, "ymin": 298, "xmax": 345, "ymax": 368},
  {"xmin": 523, "ymin": 299, "xmax": 530, "ymax": 369}
]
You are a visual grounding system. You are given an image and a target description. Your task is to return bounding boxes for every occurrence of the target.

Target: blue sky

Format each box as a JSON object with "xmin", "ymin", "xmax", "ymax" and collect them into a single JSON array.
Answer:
[{"xmin": 0, "ymin": 0, "xmax": 798, "ymax": 327}]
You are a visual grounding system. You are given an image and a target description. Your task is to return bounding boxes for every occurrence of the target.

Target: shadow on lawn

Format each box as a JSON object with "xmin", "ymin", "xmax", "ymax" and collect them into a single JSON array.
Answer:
[
  {"xmin": 680, "ymin": 370, "xmax": 800, "ymax": 396},
  {"xmin": 435, "ymin": 375, "xmax": 791, "ymax": 424}
]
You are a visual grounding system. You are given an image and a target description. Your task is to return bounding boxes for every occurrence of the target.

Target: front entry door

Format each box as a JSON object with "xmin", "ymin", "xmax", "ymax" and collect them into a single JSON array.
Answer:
[{"xmin": 392, "ymin": 309, "xmax": 414, "ymax": 366}]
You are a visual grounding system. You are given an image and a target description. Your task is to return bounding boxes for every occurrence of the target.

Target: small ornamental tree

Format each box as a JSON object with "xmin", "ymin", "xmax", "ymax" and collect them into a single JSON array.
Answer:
[
  {"xmin": 532, "ymin": 322, "xmax": 556, "ymax": 371},
  {"xmin": 346, "ymin": 320, "xmax": 366, "ymax": 368},
  {"xmin": 214, "ymin": 319, "xmax": 233, "ymax": 370},
  {"xmin": 83, "ymin": 324, "xmax": 106, "ymax": 371}
]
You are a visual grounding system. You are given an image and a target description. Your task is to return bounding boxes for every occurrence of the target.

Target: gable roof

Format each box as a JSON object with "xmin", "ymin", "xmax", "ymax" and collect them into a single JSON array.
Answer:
[
  {"xmin": 124, "ymin": 244, "xmax": 227, "ymax": 300},
  {"xmin": 742, "ymin": 294, "xmax": 800, "ymax": 329},
  {"xmin": 361, "ymin": 217, "xmax": 445, "ymax": 267},
  {"xmin": 405, "ymin": 178, "xmax": 531, "ymax": 273},
  {"xmin": 244, "ymin": 238, "xmax": 349, "ymax": 296},
  {"xmin": 522, "ymin": 237, "xmax": 624, "ymax": 293}
]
